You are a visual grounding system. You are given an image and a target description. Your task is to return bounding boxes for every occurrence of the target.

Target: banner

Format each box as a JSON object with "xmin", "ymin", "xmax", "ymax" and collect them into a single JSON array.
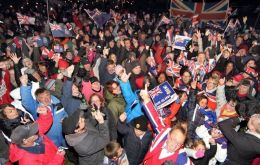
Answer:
[
  {"xmin": 170, "ymin": 0, "xmax": 229, "ymax": 22},
  {"xmin": 174, "ymin": 35, "xmax": 192, "ymax": 50},
  {"xmin": 148, "ymin": 81, "xmax": 178, "ymax": 109}
]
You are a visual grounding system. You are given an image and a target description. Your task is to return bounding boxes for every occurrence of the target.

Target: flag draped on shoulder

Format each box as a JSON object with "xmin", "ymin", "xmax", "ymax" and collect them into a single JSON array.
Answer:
[
  {"xmin": 170, "ymin": 0, "xmax": 229, "ymax": 22},
  {"xmin": 84, "ymin": 9, "xmax": 111, "ymax": 28},
  {"xmin": 49, "ymin": 23, "xmax": 72, "ymax": 38},
  {"xmin": 16, "ymin": 13, "xmax": 35, "ymax": 25}
]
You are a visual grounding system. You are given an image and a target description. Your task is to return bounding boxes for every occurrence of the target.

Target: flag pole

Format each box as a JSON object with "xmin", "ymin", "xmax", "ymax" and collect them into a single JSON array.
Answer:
[
  {"xmin": 46, "ymin": 0, "xmax": 50, "ymax": 35},
  {"xmin": 254, "ymin": 12, "xmax": 260, "ymax": 29}
]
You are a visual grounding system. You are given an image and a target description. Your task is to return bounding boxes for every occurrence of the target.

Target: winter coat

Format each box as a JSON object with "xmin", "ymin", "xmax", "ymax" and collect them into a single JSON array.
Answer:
[
  {"xmin": 81, "ymin": 80, "xmax": 103, "ymax": 102},
  {"xmin": 104, "ymin": 89, "xmax": 126, "ymax": 123},
  {"xmin": 219, "ymin": 118, "xmax": 260, "ymax": 165},
  {"xmin": 20, "ymin": 85, "xmax": 68, "ymax": 146},
  {"xmin": 0, "ymin": 70, "xmax": 12, "ymax": 105},
  {"xmin": 119, "ymin": 80, "xmax": 144, "ymax": 122},
  {"xmin": 9, "ymin": 111, "xmax": 65, "ymax": 165},
  {"xmin": 61, "ymin": 80, "xmax": 82, "ymax": 116},
  {"xmin": 99, "ymin": 57, "xmax": 116, "ymax": 86},
  {"xmin": 65, "ymin": 120, "xmax": 109, "ymax": 165},
  {"xmin": 117, "ymin": 120, "xmax": 153, "ymax": 165}
]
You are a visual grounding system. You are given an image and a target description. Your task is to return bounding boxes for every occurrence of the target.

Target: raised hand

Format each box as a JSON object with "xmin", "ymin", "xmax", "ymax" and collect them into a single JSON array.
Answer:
[
  {"xmin": 93, "ymin": 110, "xmax": 105, "ymax": 124},
  {"xmin": 119, "ymin": 112, "xmax": 127, "ymax": 122},
  {"xmin": 20, "ymin": 74, "xmax": 28, "ymax": 86},
  {"xmin": 66, "ymin": 65, "xmax": 75, "ymax": 78},
  {"xmin": 10, "ymin": 53, "xmax": 21, "ymax": 64},
  {"xmin": 139, "ymin": 83, "xmax": 150, "ymax": 103},
  {"xmin": 120, "ymin": 70, "xmax": 131, "ymax": 83},
  {"xmin": 196, "ymin": 30, "xmax": 201, "ymax": 38}
]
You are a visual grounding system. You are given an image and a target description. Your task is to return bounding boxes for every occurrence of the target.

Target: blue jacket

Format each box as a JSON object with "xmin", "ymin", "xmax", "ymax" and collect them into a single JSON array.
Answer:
[
  {"xmin": 119, "ymin": 80, "xmax": 144, "ymax": 122},
  {"xmin": 61, "ymin": 80, "xmax": 82, "ymax": 116},
  {"xmin": 20, "ymin": 85, "xmax": 68, "ymax": 147}
]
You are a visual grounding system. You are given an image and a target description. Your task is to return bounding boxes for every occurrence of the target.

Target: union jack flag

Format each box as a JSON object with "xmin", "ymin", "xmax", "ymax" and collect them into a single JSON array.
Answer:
[
  {"xmin": 149, "ymin": 86, "xmax": 163, "ymax": 99},
  {"xmin": 16, "ymin": 13, "xmax": 35, "ymax": 25},
  {"xmin": 49, "ymin": 23, "xmax": 72, "ymax": 37},
  {"xmin": 170, "ymin": 0, "xmax": 229, "ymax": 21},
  {"xmin": 85, "ymin": 9, "xmax": 111, "ymax": 28}
]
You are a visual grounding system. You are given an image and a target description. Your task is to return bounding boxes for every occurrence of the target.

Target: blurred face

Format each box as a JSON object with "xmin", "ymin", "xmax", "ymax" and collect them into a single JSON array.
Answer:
[
  {"xmin": 66, "ymin": 52, "xmax": 73, "ymax": 60},
  {"xmin": 236, "ymin": 37, "xmax": 243, "ymax": 47},
  {"xmin": 211, "ymin": 128, "xmax": 222, "ymax": 139},
  {"xmin": 38, "ymin": 64, "xmax": 47, "ymax": 73},
  {"xmin": 206, "ymin": 78, "xmax": 218, "ymax": 90},
  {"xmin": 83, "ymin": 64, "xmax": 91, "ymax": 71},
  {"xmin": 194, "ymin": 144, "xmax": 206, "ymax": 152},
  {"xmin": 109, "ymin": 54, "xmax": 117, "ymax": 63},
  {"xmin": 107, "ymin": 64, "xmax": 115, "ymax": 74},
  {"xmin": 109, "ymin": 40, "xmax": 115, "ymax": 48},
  {"xmin": 158, "ymin": 73, "xmax": 166, "ymax": 84},
  {"xmin": 132, "ymin": 66, "xmax": 141, "ymax": 75},
  {"xmin": 134, "ymin": 128, "xmax": 145, "ymax": 137},
  {"xmin": 247, "ymin": 114, "xmax": 260, "ymax": 133},
  {"xmin": 197, "ymin": 53, "xmax": 206, "ymax": 64},
  {"xmin": 91, "ymin": 81, "xmax": 101, "ymax": 91},
  {"xmin": 238, "ymin": 84, "xmax": 250, "ymax": 95},
  {"xmin": 90, "ymin": 95, "xmax": 101, "ymax": 109},
  {"xmin": 112, "ymin": 83, "xmax": 121, "ymax": 95},
  {"xmin": 182, "ymin": 72, "xmax": 191, "ymax": 84},
  {"xmin": 72, "ymin": 84, "xmax": 80, "ymax": 97},
  {"xmin": 37, "ymin": 91, "xmax": 51, "ymax": 106},
  {"xmin": 3, "ymin": 106, "xmax": 19, "ymax": 119},
  {"xmin": 246, "ymin": 60, "xmax": 256, "ymax": 68},
  {"xmin": 124, "ymin": 40, "xmax": 131, "ymax": 49},
  {"xmin": 24, "ymin": 59, "xmax": 33, "ymax": 68},
  {"xmin": 226, "ymin": 63, "xmax": 233, "ymax": 73},
  {"xmin": 166, "ymin": 129, "xmax": 185, "ymax": 153},
  {"xmin": 199, "ymin": 98, "xmax": 208, "ymax": 108}
]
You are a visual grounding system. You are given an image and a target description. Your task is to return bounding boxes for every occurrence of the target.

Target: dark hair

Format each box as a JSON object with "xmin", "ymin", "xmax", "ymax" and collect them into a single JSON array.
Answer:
[
  {"xmin": 105, "ymin": 80, "xmax": 119, "ymax": 94},
  {"xmin": 88, "ymin": 93, "xmax": 105, "ymax": 107},
  {"xmin": 35, "ymin": 87, "xmax": 49, "ymax": 97},
  {"xmin": 196, "ymin": 94, "xmax": 208, "ymax": 104},
  {"xmin": 107, "ymin": 59, "xmax": 115, "ymax": 66},
  {"xmin": 0, "ymin": 104, "xmax": 16, "ymax": 119},
  {"xmin": 104, "ymin": 142, "xmax": 121, "ymax": 159},
  {"xmin": 191, "ymin": 139, "xmax": 206, "ymax": 149}
]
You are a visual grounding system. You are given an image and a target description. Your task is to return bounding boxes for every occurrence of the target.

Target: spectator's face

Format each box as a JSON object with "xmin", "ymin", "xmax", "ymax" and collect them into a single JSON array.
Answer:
[
  {"xmin": 91, "ymin": 81, "xmax": 101, "ymax": 92},
  {"xmin": 166, "ymin": 129, "xmax": 185, "ymax": 153},
  {"xmin": 236, "ymin": 37, "xmax": 243, "ymax": 47},
  {"xmin": 112, "ymin": 82, "xmax": 121, "ymax": 95},
  {"xmin": 182, "ymin": 72, "xmax": 191, "ymax": 84},
  {"xmin": 238, "ymin": 84, "xmax": 250, "ymax": 95},
  {"xmin": 158, "ymin": 73, "xmax": 166, "ymax": 84},
  {"xmin": 134, "ymin": 128, "xmax": 145, "ymax": 137},
  {"xmin": 199, "ymin": 99, "xmax": 207, "ymax": 108},
  {"xmin": 109, "ymin": 40, "xmax": 115, "ymax": 48},
  {"xmin": 83, "ymin": 64, "xmax": 91, "ymax": 71},
  {"xmin": 107, "ymin": 64, "xmax": 115, "ymax": 74},
  {"xmin": 247, "ymin": 114, "xmax": 260, "ymax": 133},
  {"xmin": 155, "ymin": 35, "xmax": 160, "ymax": 42},
  {"xmin": 66, "ymin": 52, "xmax": 73, "ymax": 60},
  {"xmin": 3, "ymin": 106, "xmax": 18, "ymax": 120},
  {"xmin": 194, "ymin": 144, "xmax": 206, "ymax": 152},
  {"xmin": 38, "ymin": 65, "xmax": 47, "ymax": 73},
  {"xmin": 124, "ymin": 40, "xmax": 131, "ymax": 49},
  {"xmin": 132, "ymin": 66, "xmax": 141, "ymax": 75},
  {"xmin": 109, "ymin": 54, "xmax": 117, "ymax": 63},
  {"xmin": 37, "ymin": 91, "xmax": 51, "ymax": 106},
  {"xmin": 211, "ymin": 128, "xmax": 222, "ymax": 139},
  {"xmin": 225, "ymin": 63, "xmax": 233, "ymax": 73},
  {"xmin": 197, "ymin": 53, "xmax": 206, "ymax": 64},
  {"xmin": 90, "ymin": 95, "xmax": 101, "ymax": 109},
  {"xmin": 246, "ymin": 60, "xmax": 256, "ymax": 68},
  {"xmin": 206, "ymin": 78, "xmax": 218, "ymax": 90},
  {"xmin": 24, "ymin": 59, "xmax": 33, "ymax": 68}
]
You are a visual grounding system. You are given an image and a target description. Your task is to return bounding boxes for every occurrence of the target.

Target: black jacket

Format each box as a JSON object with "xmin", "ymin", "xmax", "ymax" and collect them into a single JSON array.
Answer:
[
  {"xmin": 191, "ymin": 144, "xmax": 217, "ymax": 165},
  {"xmin": 117, "ymin": 121, "xmax": 153, "ymax": 165},
  {"xmin": 219, "ymin": 118, "xmax": 260, "ymax": 165}
]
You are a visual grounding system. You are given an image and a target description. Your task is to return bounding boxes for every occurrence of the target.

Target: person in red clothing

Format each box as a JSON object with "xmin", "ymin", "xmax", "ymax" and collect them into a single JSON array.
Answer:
[
  {"xmin": 0, "ymin": 59, "xmax": 12, "ymax": 105},
  {"xmin": 9, "ymin": 106, "xmax": 65, "ymax": 165}
]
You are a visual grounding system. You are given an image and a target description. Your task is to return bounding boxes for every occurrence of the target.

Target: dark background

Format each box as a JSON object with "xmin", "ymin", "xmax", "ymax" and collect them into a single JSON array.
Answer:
[{"xmin": 1, "ymin": 0, "xmax": 259, "ymax": 29}]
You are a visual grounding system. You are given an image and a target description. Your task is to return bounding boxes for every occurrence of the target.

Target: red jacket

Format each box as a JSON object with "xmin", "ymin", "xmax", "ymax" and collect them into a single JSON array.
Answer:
[
  {"xmin": 0, "ymin": 70, "xmax": 12, "ymax": 105},
  {"xmin": 9, "ymin": 111, "xmax": 65, "ymax": 165}
]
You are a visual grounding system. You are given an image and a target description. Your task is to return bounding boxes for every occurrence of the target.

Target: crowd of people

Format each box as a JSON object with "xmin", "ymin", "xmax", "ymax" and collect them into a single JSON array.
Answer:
[{"xmin": 0, "ymin": 1, "xmax": 260, "ymax": 165}]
